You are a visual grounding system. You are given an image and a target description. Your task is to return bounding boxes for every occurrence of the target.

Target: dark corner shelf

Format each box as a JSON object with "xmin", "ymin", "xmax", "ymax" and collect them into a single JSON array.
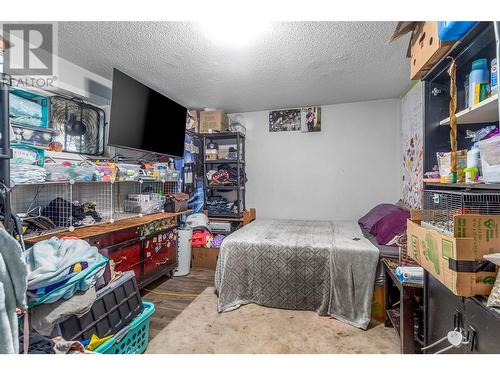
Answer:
[
  {"xmin": 204, "ymin": 159, "xmax": 245, "ymax": 164},
  {"xmin": 424, "ymin": 182, "xmax": 500, "ymax": 191},
  {"xmin": 208, "ymin": 214, "xmax": 244, "ymax": 221},
  {"xmin": 205, "ymin": 185, "xmax": 244, "ymax": 191},
  {"xmin": 201, "ymin": 131, "xmax": 245, "ymax": 139},
  {"xmin": 386, "ymin": 309, "xmax": 401, "ymax": 338}
]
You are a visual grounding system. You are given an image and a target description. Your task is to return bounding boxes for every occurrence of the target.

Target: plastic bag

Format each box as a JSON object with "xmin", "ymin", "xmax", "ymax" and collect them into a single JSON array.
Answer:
[
  {"xmin": 436, "ymin": 150, "xmax": 467, "ymax": 183},
  {"xmin": 465, "ymin": 125, "xmax": 497, "ymax": 142}
]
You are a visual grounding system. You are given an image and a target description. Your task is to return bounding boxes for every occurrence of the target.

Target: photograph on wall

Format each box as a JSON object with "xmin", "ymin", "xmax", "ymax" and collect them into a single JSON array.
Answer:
[
  {"xmin": 269, "ymin": 108, "xmax": 301, "ymax": 132},
  {"xmin": 301, "ymin": 106, "xmax": 321, "ymax": 132}
]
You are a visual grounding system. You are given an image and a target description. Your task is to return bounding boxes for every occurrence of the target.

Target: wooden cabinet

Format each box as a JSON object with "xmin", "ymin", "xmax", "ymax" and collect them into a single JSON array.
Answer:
[
  {"xmin": 107, "ymin": 238, "xmax": 143, "ymax": 280},
  {"xmin": 143, "ymin": 228, "xmax": 178, "ymax": 284},
  {"xmin": 87, "ymin": 227, "xmax": 140, "ymax": 249},
  {"xmin": 86, "ymin": 216, "xmax": 179, "ymax": 287},
  {"xmin": 24, "ymin": 212, "xmax": 186, "ymax": 289}
]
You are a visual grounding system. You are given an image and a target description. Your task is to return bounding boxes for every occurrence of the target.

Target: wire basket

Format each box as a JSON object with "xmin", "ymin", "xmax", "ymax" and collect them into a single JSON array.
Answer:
[
  {"xmin": 11, "ymin": 179, "xmax": 181, "ymax": 237},
  {"xmin": 422, "ymin": 190, "xmax": 500, "ymax": 234},
  {"xmin": 11, "ymin": 182, "xmax": 72, "ymax": 235}
]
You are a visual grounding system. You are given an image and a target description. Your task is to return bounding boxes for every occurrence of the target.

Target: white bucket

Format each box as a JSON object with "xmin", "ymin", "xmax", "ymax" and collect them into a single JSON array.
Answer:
[{"xmin": 174, "ymin": 226, "xmax": 193, "ymax": 276}]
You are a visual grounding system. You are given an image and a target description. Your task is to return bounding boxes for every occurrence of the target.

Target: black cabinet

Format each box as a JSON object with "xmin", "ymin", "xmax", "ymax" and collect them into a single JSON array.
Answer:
[
  {"xmin": 425, "ymin": 272, "xmax": 500, "ymax": 354},
  {"xmin": 464, "ymin": 298, "xmax": 500, "ymax": 353},
  {"xmin": 424, "ymin": 272, "xmax": 467, "ymax": 354}
]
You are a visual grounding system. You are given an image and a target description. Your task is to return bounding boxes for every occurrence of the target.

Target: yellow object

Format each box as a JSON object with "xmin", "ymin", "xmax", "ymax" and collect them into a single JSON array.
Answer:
[
  {"xmin": 474, "ymin": 83, "xmax": 481, "ymax": 105},
  {"xmin": 85, "ymin": 334, "xmax": 113, "ymax": 351}
]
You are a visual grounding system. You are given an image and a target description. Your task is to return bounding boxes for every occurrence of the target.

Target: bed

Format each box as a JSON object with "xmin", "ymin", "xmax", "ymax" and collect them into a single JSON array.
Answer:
[
  {"xmin": 361, "ymin": 227, "xmax": 400, "ymax": 284},
  {"xmin": 214, "ymin": 219, "xmax": 380, "ymax": 330}
]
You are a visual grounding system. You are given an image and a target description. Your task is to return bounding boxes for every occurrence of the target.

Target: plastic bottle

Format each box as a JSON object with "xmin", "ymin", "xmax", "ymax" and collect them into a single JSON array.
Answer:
[
  {"xmin": 467, "ymin": 145, "xmax": 480, "ymax": 168},
  {"xmin": 469, "ymin": 58, "xmax": 490, "ymax": 108},
  {"xmin": 492, "ymin": 58, "xmax": 498, "ymax": 96}
]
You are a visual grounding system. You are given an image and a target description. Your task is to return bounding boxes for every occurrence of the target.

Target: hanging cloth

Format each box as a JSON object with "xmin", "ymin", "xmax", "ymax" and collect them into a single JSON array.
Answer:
[{"xmin": 0, "ymin": 228, "xmax": 28, "ymax": 354}]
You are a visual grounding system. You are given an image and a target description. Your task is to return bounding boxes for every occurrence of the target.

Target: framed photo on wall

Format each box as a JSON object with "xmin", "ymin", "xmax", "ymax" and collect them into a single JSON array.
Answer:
[
  {"xmin": 301, "ymin": 107, "xmax": 321, "ymax": 132},
  {"xmin": 269, "ymin": 108, "xmax": 301, "ymax": 132}
]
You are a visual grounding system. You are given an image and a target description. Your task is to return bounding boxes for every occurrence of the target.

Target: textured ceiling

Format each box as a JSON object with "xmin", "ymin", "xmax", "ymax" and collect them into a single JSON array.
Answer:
[{"xmin": 57, "ymin": 21, "xmax": 410, "ymax": 112}]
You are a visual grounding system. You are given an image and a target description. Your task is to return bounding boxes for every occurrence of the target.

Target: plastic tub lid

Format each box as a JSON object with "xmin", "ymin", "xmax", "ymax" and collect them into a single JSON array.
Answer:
[
  {"xmin": 476, "ymin": 134, "xmax": 500, "ymax": 145},
  {"xmin": 472, "ymin": 58, "xmax": 488, "ymax": 71}
]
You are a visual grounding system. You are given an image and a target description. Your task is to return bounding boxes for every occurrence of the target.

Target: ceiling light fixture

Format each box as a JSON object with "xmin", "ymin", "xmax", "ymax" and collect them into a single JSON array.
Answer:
[{"xmin": 198, "ymin": 20, "xmax": 270, "ymax": 47}]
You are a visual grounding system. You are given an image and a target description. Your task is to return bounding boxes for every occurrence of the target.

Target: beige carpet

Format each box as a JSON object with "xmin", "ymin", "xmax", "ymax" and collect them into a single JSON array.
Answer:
[{"xmin": 146, "ymin": 287, "xmax": 400, "ymax": 354}]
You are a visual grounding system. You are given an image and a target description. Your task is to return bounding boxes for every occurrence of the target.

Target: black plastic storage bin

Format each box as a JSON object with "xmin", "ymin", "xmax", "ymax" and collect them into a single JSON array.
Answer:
[{"xmin": 58, "ymin": 271, "xmax": 143, "ymax": 341}]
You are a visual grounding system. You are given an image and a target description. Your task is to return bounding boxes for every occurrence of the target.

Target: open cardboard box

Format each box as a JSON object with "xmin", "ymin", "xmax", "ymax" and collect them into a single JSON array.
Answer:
[
  {"xmin": 407, "ymin": 210, "xmax": 498, "ymax": 296},
  {"xmin": 192, "ymin": 247, "xmax": 220, "ymax": 269},
  {"xmin": 391, "ymin": 22, "xmax": 454, "ymax": 80}
]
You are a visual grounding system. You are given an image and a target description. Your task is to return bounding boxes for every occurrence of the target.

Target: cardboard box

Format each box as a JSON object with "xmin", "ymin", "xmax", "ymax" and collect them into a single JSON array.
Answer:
[
  {"xmin": 409, "ymin": 22, "xmax": 454, "ymax": 80},
  {"xmin": 192, "ymin": 247, "xmax": 220, "ymax": 269},
  {"xmin": 407, "ymin": 215, "xmax": 499, "ymax": 296},
  {"xmin": 205, "ymin": 153, "xmax": 218, "ymax": 161},
  {"xmin": 199, "ymin": 111, "xmax": 229, "ymax": 133}
]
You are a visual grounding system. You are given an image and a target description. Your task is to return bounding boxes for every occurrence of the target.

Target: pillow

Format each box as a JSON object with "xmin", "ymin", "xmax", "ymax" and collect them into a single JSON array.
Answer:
[
  {"xmin": 358, "ymin": 204, "xmax": 402, "ymax": 232},
  {"xmin": 372, "ymin": 209, "xmax": 410, "ymax": 246}
]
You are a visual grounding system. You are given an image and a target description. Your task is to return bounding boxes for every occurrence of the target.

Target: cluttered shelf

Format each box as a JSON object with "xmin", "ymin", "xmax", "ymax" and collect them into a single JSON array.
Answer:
[
  {"xmin": 202, "ymin": 131, "xmax": 245, "ymax": 139},
  {"xmin": 204, "ymin": 159, "xmax": 245, "ymax": 164},
  {"xmin": 24, "ymin": 210, "xmax": 190, "ymax": 244},
  {"xmin": 205, "ymin": 185, "xmax": 244, "ymax": 190},
  {"xmin": 439, "ymin": 93, "xmax": 498, "ymax": 126},
  {"xmin": 384, "ymin": 258, "xmax": 423, "ymax": 289},
  {"xmin": 424, "ymin": 181, "xmax": 500, "ymax": 190}
]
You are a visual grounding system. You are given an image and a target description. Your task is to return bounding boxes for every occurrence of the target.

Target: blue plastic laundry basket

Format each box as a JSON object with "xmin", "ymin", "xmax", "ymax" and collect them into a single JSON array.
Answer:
[{"xmin": 92, "ymin": 301, "xmax": 155, "ymax": 354}]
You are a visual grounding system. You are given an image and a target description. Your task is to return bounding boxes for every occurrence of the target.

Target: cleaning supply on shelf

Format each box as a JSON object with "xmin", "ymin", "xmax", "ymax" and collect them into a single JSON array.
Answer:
[
  {"xmin": 492, "ymin": 58, "xmax": 498, "ymax": 96},
  {"xmin": 467, "ymin": 145, "xmax": 480, "ymax": 168},
  {"xmin": 464, "ymin": 167, "xmax": 479, "ymax": 183},
  {"xmin": 468, "ymin": 58, "xmax": 490, "ymax": 108},
  {"xmin": 464, "ymin": 75, "xmax": 469, "ymax": 108},
  {"xmin": 474, "ymin": 83, "xmax": 490, "ymax": 105},
  {"xmin": 465, "ymin": 145, "xmax": 481, "ymax": 183}
]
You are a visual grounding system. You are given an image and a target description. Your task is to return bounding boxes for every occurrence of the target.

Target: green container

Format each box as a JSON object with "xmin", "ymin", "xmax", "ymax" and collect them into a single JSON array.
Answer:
[{"xmin": 93, "ymin": 302, "xmax": 155, "ymax": 354}]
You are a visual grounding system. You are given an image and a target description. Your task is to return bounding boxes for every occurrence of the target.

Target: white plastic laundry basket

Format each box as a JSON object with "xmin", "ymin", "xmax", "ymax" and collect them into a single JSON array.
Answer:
[{"xmin": 174, "ymin": 226, "xmax": 193, "ymax": 276}]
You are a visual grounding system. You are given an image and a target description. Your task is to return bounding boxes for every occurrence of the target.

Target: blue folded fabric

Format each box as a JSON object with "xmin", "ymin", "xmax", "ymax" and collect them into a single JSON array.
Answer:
[{"xmin": 25, "ymin": 237, "xmax": 107, "ymax": 306}]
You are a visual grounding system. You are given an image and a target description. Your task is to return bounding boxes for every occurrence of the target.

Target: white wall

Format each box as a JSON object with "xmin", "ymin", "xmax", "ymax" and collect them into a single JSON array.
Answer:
[{"xmin": 238, "ymin": 99, "xmax": 402, "ymax": 221}]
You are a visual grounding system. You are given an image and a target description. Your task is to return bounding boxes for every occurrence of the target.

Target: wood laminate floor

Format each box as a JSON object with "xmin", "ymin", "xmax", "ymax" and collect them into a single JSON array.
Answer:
[{"xmin": 141, "ymin": 267, "xmax": 215, "ymax": 340}]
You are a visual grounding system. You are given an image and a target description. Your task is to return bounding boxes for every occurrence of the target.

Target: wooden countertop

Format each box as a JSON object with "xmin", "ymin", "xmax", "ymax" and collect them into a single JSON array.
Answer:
[{"xmin": 24, "ymin": 211, "xmax": 190, "ymax": 244}]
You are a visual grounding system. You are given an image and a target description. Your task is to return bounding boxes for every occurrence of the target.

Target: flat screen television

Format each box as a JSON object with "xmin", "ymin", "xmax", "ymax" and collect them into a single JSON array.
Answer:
[{"xmin": 108, "ymin": 69, "xmax": 186, "ymax": 157}]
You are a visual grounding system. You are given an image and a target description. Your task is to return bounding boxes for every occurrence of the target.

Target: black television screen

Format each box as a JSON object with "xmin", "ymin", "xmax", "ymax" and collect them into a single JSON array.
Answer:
[{"xmin": 108, "ymin": 69, "xmax": 186, "ymax": 157}]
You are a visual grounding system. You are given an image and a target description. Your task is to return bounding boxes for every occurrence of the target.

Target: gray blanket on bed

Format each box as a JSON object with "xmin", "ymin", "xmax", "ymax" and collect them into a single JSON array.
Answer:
[{"xmin": 214, "ymin": 219, "xmax": 379, "ymax": 329}]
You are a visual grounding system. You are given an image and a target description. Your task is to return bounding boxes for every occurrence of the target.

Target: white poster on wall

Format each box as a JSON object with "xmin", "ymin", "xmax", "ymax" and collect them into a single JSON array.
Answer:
[{"xmin": 401, "ymin": 82, "xmax": 424, "ymax": 209}]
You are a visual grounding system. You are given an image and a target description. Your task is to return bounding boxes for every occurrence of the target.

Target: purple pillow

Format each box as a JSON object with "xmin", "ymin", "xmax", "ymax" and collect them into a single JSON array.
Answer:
[
  {"xmin": 372, "ymin": 209, "xmax": 410, "ymax": 246},
  {"xmin": 358, "ymin": 204, "xmax": 401, "ymax": 232}
]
